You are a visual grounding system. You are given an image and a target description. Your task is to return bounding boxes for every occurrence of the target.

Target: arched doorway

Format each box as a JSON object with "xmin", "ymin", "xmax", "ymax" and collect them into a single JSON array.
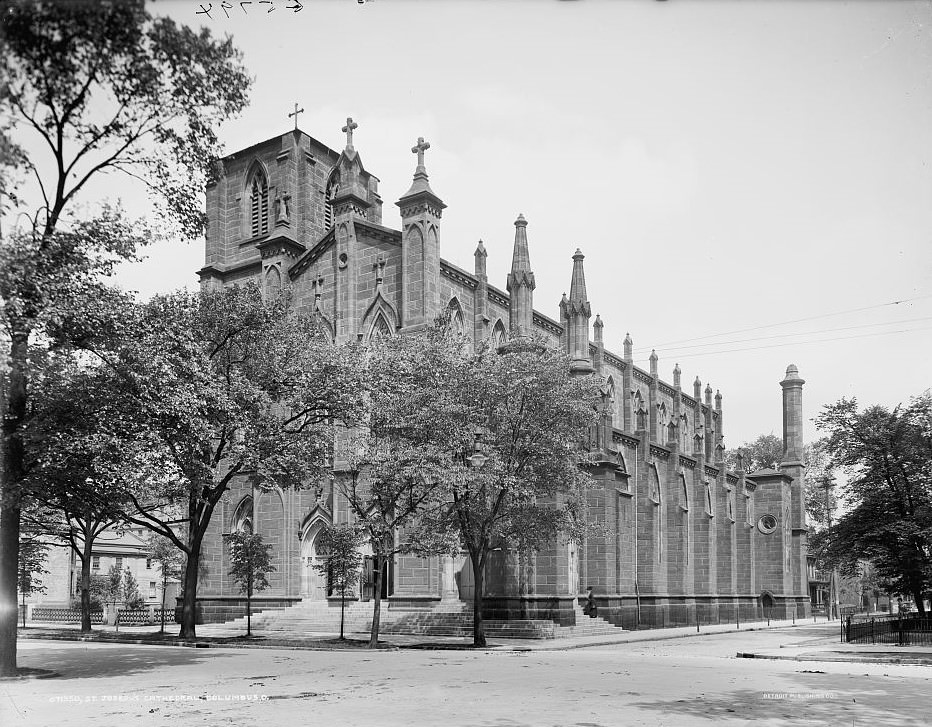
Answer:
[
  {"xmin": 300, "ymin": 520, "xmax": 329, "ymax": 600},
  {"xmin": 760, "ymin": 590, "xmax": 775, "ymax": 620}
]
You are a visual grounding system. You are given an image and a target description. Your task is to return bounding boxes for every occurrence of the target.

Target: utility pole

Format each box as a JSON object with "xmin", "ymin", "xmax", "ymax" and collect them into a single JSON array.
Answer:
[{"xmin": 825, "ymin": 478, "xmax": 838, "ymax": 620}]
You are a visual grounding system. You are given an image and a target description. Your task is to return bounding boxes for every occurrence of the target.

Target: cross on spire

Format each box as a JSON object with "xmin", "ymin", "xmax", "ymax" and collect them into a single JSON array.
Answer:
[
  {"xmin": 288, "ymin": 102, "xmax": 304, "ymax": 131},
  {"xmin": 342, "ymin": 117, "xmax": 358, "ymax": 148},
  {"xmin": 412, "ymin": 136, "xmax": 430, "ymax": 169}
]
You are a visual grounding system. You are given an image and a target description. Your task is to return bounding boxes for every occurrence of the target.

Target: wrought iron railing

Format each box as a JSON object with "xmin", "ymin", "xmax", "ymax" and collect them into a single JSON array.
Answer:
[
  {"xmin": 31, "ymin": 608, "xmax": 103, "ymax": 624},
  {"xmin": 843, "ymin": 614, "xmax": 932, "ymax": 646}
]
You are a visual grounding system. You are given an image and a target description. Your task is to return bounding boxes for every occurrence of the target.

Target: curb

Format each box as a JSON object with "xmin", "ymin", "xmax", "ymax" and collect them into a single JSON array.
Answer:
[
  {"xmin": 736, "ymin": 651, "xmax": 932, "ymax": 666},
  {"xmin": 17, "ymin": 631, "xmax": 400, "ymax": 652}
]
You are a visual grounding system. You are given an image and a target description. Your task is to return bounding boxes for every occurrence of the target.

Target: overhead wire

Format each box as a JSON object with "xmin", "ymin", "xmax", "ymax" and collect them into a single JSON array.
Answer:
[
  {"xmin": 640, "ymin": 316, "xmax": 932, "ymax": 356},
  {"xmin": 631, "ymin": 293, "xmax": 932, "ymax": 353},
  {"xmin": 632, "ymin": 324, "xmax": 932, "ymax": 363}
]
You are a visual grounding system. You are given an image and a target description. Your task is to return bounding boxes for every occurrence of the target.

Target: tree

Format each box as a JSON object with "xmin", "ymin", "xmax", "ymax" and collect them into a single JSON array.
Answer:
[
  {"xmin": 335, "ymin": 327, "xmax": 464, "ymax": 648},
  {"xmin": 83, "ymin": 285, "xmax": 363, "ymax": 639},
  {"xmin": 122, "ymin": 567, "xmax": 144, "ymax": 609},
  {"xmin": 372, "ymin": 325, "xmax": 600, "ymax": 647},
  {"xmin": 811, "ymin": 394, "xmax": 932, "ymax": 614},
  {"xmin": 225, "ymin": 531, "xmax": 275, "ymax": 638},
  {"xmin": 21, "ymin": 351, "xmax": 148, "ymax": 632},
  {"xmin": 99, "ymin": 563, "xmax": 124, "ymax": 615},
  {"xmin": 17, "ymin": 529, "xmax": 48, "ymax": 628},
  {"xmin": 313, "ymin": 524, "xmax": 364, "ymax": 641},
  {"xmin": 723, "ymin": 433, "xmax": 783, "ymax": 472},
  {"xmin": 148, "ymin": 534, "xmax": 184, "ymax": 634},
  {"xmin": 0, "ymin": 0, "xmax": 250, "ymax": 675}
]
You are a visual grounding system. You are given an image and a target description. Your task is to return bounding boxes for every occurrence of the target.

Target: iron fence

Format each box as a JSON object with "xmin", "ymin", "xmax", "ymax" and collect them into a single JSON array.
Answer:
[
  {"xmin": 843, "ymin": 614, "xmax": 932, "ymax": 646},
  {"xmin": 31, "ymin": 608, "xmax": 103, "ymax": 624}
]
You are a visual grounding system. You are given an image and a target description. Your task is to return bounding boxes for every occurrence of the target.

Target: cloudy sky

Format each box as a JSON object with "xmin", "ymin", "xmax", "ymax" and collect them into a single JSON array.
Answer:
[{"xmin": 107, "ymin": 0, "xmax": 932, "ymax": 446}]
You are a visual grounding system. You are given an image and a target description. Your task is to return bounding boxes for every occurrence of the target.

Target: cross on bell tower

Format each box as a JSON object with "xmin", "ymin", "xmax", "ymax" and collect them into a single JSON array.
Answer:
[
  {"xmin": 288, "ymin": 102, "xmax": 304, "ymax": 131},
  {"xmin": 412, "ymin": 136, "xmax": 430, "ymax": 172},
  {"xmin": 342, "ymin": 117, "xmax": 358, "ymax": 150}
]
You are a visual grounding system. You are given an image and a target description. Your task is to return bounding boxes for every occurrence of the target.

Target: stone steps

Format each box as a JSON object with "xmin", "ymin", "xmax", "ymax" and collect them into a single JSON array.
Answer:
[{"xmin": 216, "ymin": 599, "xmax": 625, "ymax": 640}]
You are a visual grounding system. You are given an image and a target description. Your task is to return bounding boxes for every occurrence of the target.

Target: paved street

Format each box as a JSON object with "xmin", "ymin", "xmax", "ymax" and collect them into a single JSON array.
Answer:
[{"xmin": 2, "ymin": 624, "xmax": 930, "ymax": 726}]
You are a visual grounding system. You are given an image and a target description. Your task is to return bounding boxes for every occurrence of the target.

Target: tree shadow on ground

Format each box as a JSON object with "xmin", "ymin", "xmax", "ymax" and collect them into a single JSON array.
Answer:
[
  {"xmin": 17, "ymin": 645, "xmax": 233, "ymax": 681},
  {"xmin": 630, "ymin": 672, "xmax": 929, "ymax": 726}
]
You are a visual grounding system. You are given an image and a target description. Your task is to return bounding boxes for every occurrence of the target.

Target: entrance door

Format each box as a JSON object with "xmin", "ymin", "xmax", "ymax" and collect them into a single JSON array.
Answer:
[
  {"xmin": 459, "ymin": 557, "xmax": 475, "ymax": 601},
  {"xmin": 301, "ymin": 524, "xmax": 328, "ymax": 600}
]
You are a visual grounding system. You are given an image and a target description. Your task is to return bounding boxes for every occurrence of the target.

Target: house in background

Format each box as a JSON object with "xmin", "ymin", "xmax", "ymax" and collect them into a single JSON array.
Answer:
[{"xmin": 20, "ymin": 527, "xmax": 180, "ymax": 612}]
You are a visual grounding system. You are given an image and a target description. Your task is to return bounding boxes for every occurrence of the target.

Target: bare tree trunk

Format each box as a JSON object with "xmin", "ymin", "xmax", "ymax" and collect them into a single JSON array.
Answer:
[
  {"xmin": 21, "ymin": 592, "xmax": 26, "ymax": 629},
  {"xmin": 179, "ymin": 546, "xmax": 200, "ymax": 639},
  {"xmin": 246, "ymin": 576, "xmax": 252, "ymax": 637},
  {"xmin": 470, "ymin": 550, "xmax": 486, "ymax": 647},
  {"xmin": 0, "ymin": 332, "xmax": 28, "ymax": 677},
  {"xmin": 339, "ymin": 586, "xmax": 345, "ymax": 640},
  {"xmin": 80, "ymin": 538, "xmax": 93, "ymax": 633},
  {"xmin": 159, "ymin": 575, "xmax": 167, "ymax": 634},
  {"xmin": 369, "ymin": 553, "xmax": 383, "ymax": 649}
]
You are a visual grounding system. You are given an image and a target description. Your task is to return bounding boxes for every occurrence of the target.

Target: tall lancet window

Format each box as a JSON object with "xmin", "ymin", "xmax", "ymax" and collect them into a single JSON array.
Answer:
[
  {"xmin": 248, "ymin": 167, "xmax": 269, "ymax": 238},
  {"xmin": 324, "ymin": 175, "xmax": 339, "ymax": 229}
]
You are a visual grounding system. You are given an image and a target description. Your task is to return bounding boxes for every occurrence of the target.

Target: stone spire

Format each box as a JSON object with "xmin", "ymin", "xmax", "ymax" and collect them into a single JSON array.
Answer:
[
  {"xmin": 624, "ymin": 333, "xmax": 633, "ymax": 362},
  {"xmin": 568, "ymin": 248, "xmax": 588, "ymax": 302},
  {"xmin": 399, "ymin": 136, "xmax": 444, "ymax": 204},
  {"xmin": 397, "ymin": 136, "xmax": 446, "ymax": 331},
  {"xmin": 506, "ymin": 214, "xmax": 535, "ymax": 336},
  {"xmin": 474, "ymin": 240, "xmax": 487, "ymax": 279},
  {"xmin": 560, "ymin": 249, "xmax": 593, "ymax": 374},
  {"xmin": 649, "ymin": 349, "xmax": 658, "ymax": 378},
  {"xmin": 694, "ymin": 376, "xmax": 702, "ymax": 400},
  {"xmin": 673, "ymin": 363, "xmax": 682, "ymax": 389},
  {"xmin": 705, "ymin": 383, "xmax": 713, "ymax": 406}
]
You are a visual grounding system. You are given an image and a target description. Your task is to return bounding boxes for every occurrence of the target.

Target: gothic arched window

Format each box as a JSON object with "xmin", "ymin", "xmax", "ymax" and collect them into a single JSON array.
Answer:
[
  {"xmin": 248, "ymin": 166, "xmax": 269, "ymax": 238},
  {"xmin": 265, "ymin": 265, "xmax": 282, "ymax": 300},
  {"xmin": 232, "ymin": 496, "xmax": 254, "ymax": 534},
  {"xmin": 491, "ymin": 319, "xmax": 507, "ymax": 348}
]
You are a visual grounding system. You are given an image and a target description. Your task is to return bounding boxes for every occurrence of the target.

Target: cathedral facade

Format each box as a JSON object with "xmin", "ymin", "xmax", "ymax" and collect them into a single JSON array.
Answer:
[{"xmin": 195, "ymin": 121, "xmax": 810, "ymax": 629}]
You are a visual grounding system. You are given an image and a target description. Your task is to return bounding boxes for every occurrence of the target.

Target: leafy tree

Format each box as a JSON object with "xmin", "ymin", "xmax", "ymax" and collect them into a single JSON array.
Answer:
[
  {"xmin": 82, "ymin": 285, "xmax": 363, "ymax": 638},
  {"xmin": 313, "ymin": 524, "xmax": 364, "ymax": 641},
  {"xmin": 17, "ymin": 529, "xmax": 48, "ymax": 628},
  {"xmin": 225, "ymin": 531, "xmax": 275, "ymax": 637},
  {"xmin": 148, "ymin": 534, "xmax": 184, "ymax": 633},
  {"xmin": 723, "ymin": 433, "xmax": 783, "ymax": 472},
  {"xmin": 122, "ymin": 567, "xmax": 144, "ymax": 609},
  {"xmin": 99, "ymin": 563, "xmax": 124, "ymax": 614},
  {"xmin": 725, "ymin": 435, "xmax": 837, "ymax": 529},
  {"xmin": 22, "ymin": 352, "xmax": 149, "ymax": 632},
  {"xmin": 811, "ymin": 394, "xmax": 932, "ymax": 614},
  {"xmin": 0, "ymin": 0, "xmax": 250, "ymax": 675},
  {"xmin": 372, "ymin": 324, "xmax": 599, "ymax": 647}
]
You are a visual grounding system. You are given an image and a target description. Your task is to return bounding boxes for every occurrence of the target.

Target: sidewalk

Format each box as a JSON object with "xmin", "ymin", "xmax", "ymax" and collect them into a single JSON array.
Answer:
[{"xmin": 17, "ymin": 615, "xmax": 852, "ymax": 653}]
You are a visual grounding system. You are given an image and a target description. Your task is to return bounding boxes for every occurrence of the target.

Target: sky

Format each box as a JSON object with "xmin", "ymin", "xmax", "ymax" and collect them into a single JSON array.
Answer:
[{"xmin": 26, "ymin": 0, "xmax": 932, "ymax": 449}]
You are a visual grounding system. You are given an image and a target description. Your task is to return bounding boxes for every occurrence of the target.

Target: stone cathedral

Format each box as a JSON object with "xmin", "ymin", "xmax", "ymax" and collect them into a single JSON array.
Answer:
[{"xmin": 195, "ymin": 120, "xmax": 810, "ymax": 631}]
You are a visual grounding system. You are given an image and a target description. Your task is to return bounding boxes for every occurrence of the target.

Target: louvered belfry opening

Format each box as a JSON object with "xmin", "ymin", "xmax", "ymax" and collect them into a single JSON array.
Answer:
[{"xmin": 250, "ymin": 171, "xmax": 269, "ymax": 238}]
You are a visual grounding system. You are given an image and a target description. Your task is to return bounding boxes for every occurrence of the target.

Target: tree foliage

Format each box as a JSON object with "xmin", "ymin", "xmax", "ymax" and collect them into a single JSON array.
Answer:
[
  {"xmin": 226, "ymin": 531, "xmax": 275, "ymax": 637},
  {"xmin": 21, "ymin": 348, "xmax": 150, "ymax": 631},
  {"xmin": 313, "ymin": 524, "xmax": 364, "ymax": 641},
  {"xmin": 0, "ymin": 0, "xmax": 251, "ymax": 675},
  {"xmin": 82, "ymin": 284, "xmax": 363, "ymax": 638},
  {"xmin": 148, "ymin": 533, "xmax": 184, "ymax": 633},
  {"xmin": 1, "ymin": 0, "xmax": 250, "ymax": 238},
  {"xmin": 810, "ymin": 394, "xmax": 932, "ymax": 613},
  {"xmin": 17, "ymin": 526, "xmax": 48, "ymax": 627},
  {"xmin": 366, "ymin": 323, "xmax": 600, "ymax": 646}
]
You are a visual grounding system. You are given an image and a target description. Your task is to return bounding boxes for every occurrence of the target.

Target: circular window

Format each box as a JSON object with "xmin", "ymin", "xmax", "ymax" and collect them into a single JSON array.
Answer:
[
  {"xmin": 338, "ymin": 252, "xmax": 348, "ymax": 269},
  {"xmin": 758, "ymin": 514, "xmax": 777, "ymax": 534}
]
